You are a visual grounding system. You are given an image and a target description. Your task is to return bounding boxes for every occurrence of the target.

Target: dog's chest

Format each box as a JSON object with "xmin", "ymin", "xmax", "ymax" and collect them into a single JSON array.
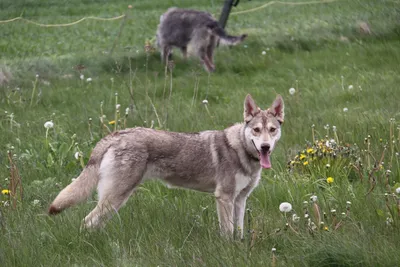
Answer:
[{"xmin": 234, "ymin": 173, "xmax": 258, "ymax": 195}]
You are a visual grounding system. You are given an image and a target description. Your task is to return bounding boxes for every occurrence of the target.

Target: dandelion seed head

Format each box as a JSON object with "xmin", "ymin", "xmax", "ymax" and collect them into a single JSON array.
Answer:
[
  {"xmin": 289, "ymin": 88, "xmax": 296, "ymax": 95},
  {"xmin": 271, "ymin": 248, "xmax": 277, "ymax": 252},
  {"xmin": 74, "ymin": 152, "xmax": 80, "ymax": 160},
  {"xmin": 202, "ymin": 99, "xmax": 208, "ymax": 105},
  {"xmin": 116, "ymin": 104, "xmax": 121, "ymax": 110},
  {"xmin": 44, "ymin": 121, "xmax": 54, "ymax": 129},
  {"xmin": 346, "ymin": 201, "xmax": 352, "ymax": 205},
  {"xmin": 125, "ymin": 108, "xmax": 129, "ymax": 115},
  {"xmin": 395, "ymin": 187, "xmax": 400, "ymax": 194},
  {"xmin": 326, "ymin": 164, "xmax": 331, "ymax": 168},
  {"xmin": 36, "ymin": 74, "xmax": 39, "ymax": 78},
  {"xmin": 86, "ymin": 77, "xmax": 92, "ymax": 82},
  {"xmin": 310, "ymin": 195, "xmax": 318, "ymax": 202},
  {"xmin": 279, "ymin": 202, "xmax": 292, "ymax": 213},
  {"xmin": 32, "ymin": 199, "xmax": 40, "ymax": 206},
  {"xmin": 343, "ymin": 107, "xmax": 348, "ymax": 112},
  {"xmin": 80, "ymin": 74, "xmax": 84, "ymax": 80},
  {"xmin": 348, "ymin": 85, "xmax": 353, "ymax": 90},
  {"xmin": 262, "ymin": 51, "xmax": 267, "ymax": 55}
]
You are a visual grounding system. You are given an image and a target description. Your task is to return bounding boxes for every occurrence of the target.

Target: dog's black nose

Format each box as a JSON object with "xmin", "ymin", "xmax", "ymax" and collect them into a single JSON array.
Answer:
[{"xmin": 261, "ymin": 144, "xmax": 270, "ymax": 153}]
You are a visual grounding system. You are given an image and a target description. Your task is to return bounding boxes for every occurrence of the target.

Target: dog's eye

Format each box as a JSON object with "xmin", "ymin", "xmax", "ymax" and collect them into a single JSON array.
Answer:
[
  {"xmin": 253, "ymin": 127, "xmax": 261, "ymax": 133},
  {"xmin": 270, "ymin": 127, "xmax": 276, "ymax": 133}
]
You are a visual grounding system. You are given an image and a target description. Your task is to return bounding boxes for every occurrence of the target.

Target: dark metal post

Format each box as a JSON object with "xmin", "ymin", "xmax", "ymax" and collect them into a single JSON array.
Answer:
[{"xmin": 218, "ymin": 0, "xmax": 240, "ymax": 29}]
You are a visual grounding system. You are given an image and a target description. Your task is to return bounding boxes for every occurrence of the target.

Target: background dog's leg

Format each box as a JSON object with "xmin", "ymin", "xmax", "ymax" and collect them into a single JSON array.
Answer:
[
  {"xmin": 206, "ymin": 36, "xmax": 216, "ymax": 71},
  {"xmin": 162, "ymin": 45, "xmax": 171, "ymax": 63},
  {"xmin": 215, "ymin": 192, "xmax": 234, "ymax": 236},
  {"xmin": 180, "ymin": 46, "xmax": 187, "ymax": 59},
  {"xmin": 234, "ymin": 192, "xmax": 248, "ymax": 239}
]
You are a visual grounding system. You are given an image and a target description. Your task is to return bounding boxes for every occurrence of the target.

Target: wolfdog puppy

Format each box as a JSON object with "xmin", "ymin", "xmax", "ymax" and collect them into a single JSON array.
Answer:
[{"xmin": 156, "ymin": 7, "xmax": 247, "ymax": 72}]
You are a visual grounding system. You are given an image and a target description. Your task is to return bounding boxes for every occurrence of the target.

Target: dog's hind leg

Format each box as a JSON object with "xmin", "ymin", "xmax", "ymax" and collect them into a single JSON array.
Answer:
[
  {"xmin": 206, "ymin": 36, "xmax": 216, "ymax": 70},
  {"xmin": 199, "ymin": 47, "xmax": 215, "ymax": 72},
  {"xmin": 83, "ymin": 150, "xmax": 146, "ymax": 229}
]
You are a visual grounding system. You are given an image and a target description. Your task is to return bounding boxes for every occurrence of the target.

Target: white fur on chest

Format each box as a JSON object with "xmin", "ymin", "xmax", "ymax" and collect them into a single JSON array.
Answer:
[{"xmin": 235, "ymin": 173, "xmax": 253, "ymax": 195}]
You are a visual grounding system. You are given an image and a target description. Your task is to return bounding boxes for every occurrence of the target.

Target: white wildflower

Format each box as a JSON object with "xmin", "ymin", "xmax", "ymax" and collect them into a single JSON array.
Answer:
[
  {"xmin": 86, "ymin": 77, "xmax": 92, "ymax": 82},
  {"xmin": 74, "ymin": 152, "xmax": 80, "ymax": 160},
  {"xmin": 125, "ymin": 108, "xmax": 130, "ymax": 115},
  {"xmin": 279, "ymin": 202, "xmax": 292, "ymax": 213},
  {"xmin": 289, "ymin": 88, "xmax": 296, "ymax": 95},
  {"xmin": 343, "ymin": 107, "xmax": 348, "ymax": 112},
  {"xmin": 44, "ymin": 121, "xmax": 54, "ymax": 129},
  {"xmin": 202, "ymin": 99, "xmax": 208, "ymax": 105},
  {"xmin": 271, "ymin": 248, "xmax": 277, "ymax": 252},
  {"xmin": 80, "ymin": 74, "xmax": 84, "ymax": 80},
  {"xmin": 262, "ymin": 51, "xmax": 267, "ymax": 55},
  {"xmin": 35, "ymin": 74, "xmax": 39, "ymax": 78},
  {"xmin": 326, "ymin": 164, "xmax": 331, "ymax": 168},
  {"xmin": 32, "ymin": 199, "xmax": 40, "ymax": 206},
  {"xmin": 310, "ymin": 195, "xmax": 318, "ymax": 202},
  {"xmin": 346, "ymin": 201, "xmax": 352, "ymax": 205},
  {"xmin": 331, "ymin": 209, "xmax": 337, "ymax": 214},
  {"xmin": 116, "ymin": 104, "xmax": 121, "ymax": 110},
  {"xmin": 332, "ymin": 125, "xmax": 337, "ymax": 132},
  {"xmin": 348, "ymin": 85, "xmax": 353, "ymax": 90},
  {"xmin": 395, "ymin": 187, "xmax": 400, "ymax": 194},
  {"xmin": 292, "ymin": 214, "xmax": 300, "ymax": 222}
]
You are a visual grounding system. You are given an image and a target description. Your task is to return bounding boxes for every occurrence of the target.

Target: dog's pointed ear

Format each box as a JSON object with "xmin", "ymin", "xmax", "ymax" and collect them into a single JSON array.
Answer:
[
  {"xmin": 271, "ymin": 95, "xmax": 284, "ymax": 124},
  {"xmin": 244, "ymin": 94, "xmax": 259, "ymax": 123}
]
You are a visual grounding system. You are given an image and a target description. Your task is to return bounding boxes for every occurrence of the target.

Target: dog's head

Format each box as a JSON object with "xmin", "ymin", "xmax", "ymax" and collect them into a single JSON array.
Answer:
[{"xmin": 243, "ymin": 94, "xmax": 284, "ymax": 169}]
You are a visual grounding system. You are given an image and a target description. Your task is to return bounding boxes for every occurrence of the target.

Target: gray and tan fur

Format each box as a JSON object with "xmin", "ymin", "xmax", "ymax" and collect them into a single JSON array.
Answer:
[
  {"xmin": 48, "ymin": 94, "xmax": 284, "ymax": 237},
  {"xmin": 156, "ymin": 7, "xmax": 247, "ymax": 72}
]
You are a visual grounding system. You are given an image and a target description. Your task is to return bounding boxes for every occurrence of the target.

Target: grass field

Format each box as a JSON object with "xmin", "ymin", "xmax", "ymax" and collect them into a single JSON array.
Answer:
[{"xmin": 1, "ymin": 0, "xmax": 400, "ymax": 266}]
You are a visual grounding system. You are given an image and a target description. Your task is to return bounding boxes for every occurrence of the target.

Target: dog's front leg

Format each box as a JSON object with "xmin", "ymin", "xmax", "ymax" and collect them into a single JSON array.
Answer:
[
  {"xmin": 234, "ymin": 193, "xmax": 248, "ymax": 239},
  {"xmin": 215, "ymin": 192, "xmax": 234, "ymax": 236}
]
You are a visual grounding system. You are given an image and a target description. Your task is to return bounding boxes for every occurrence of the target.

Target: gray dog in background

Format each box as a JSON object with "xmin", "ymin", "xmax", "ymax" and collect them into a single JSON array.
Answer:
[{"xmin": 156, "ymin": 8, "xmax": 247, "ymax": 72}]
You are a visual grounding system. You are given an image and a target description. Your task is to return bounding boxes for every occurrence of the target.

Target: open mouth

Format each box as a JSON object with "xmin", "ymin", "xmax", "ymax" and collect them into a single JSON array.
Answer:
[
  {"xmin": 259, "ymin": 145, "xmax": 272, "ymax": 169},
  {"xmin": 252, "ymin": 141, "xmax": 272, "ymax": 169}
]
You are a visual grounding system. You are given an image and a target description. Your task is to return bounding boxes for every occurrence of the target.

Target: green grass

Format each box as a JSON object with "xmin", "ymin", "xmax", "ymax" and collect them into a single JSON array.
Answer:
[{"xmin": 1, "ymin": 0, "xmax": 400, "ymax": 266}]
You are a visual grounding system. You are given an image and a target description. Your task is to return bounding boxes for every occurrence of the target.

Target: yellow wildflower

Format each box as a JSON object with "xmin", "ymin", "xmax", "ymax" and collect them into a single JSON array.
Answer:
[
  {"xmin": 299, "ymin": 154, "xmax": 306, "ymax": 160},
  {"xmin": 323, "ymin": 226, "xmax": 329, "ymax": 231},
  {"xmin": 303, "ymin": 161, "xmax": 309, "ymax": 166},
  {"xmin": 306, "ymin": 148, "xmax": 314, "ymax": 154},
  {"xmin": 108, "ymin": 120, "xmax": 116, "ymax": 125},
  {"xmin": 1, "ymin": 189, "xmax": 10, "ymax": 195},
  {"xmin": 326, "ymin": 177, "xmax": 334, "ymax": 184}
]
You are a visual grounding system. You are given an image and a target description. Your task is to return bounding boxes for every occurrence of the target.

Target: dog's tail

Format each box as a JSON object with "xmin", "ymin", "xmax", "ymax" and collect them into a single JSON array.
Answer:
[
  {"xmin": 48, "ymin": 165, "xmax": 99, "ymax": 215},
  {"xmin": 208, "ymin": 22, "xmax": 247, "ymax": 45}
]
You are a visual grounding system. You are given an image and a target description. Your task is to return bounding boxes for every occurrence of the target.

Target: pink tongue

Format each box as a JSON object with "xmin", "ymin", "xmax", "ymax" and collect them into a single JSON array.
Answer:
[{"xmin": 260, "ymin": 152, "xmax": 271, "ymax": 169}]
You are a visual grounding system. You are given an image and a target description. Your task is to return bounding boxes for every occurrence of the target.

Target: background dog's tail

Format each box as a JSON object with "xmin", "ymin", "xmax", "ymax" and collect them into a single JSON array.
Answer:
[
  {"xmin": 48, "ymin": 165, "xmax": 99, "ymax": 215},
  {"xmin": 209, "ymin": 22, "xmax": 247, "ymax": 45}
]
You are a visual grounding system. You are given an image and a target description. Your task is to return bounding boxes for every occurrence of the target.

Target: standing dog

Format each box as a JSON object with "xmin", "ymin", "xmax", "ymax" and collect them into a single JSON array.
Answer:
[
  {"xmin": 48, "ymin": 94, "xmax": 284, "ymax": 237},
  {"xmin": 156, "ymin": 8, "xmax": 247, "ymax": 72}
]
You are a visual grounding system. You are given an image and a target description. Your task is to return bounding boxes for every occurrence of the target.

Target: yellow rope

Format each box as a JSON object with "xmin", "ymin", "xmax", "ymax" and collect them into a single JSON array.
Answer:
[
  {"xmin": 0, "ymin": 14, "xmax": 126, "ymax": 27},
  {"xmin": 231, "ymin": 0, "xmax": 340, "ymax": 16}
]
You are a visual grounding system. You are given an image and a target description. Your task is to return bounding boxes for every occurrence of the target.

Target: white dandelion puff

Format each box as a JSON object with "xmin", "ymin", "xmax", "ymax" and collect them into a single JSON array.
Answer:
[
  {"xmin": 80, "ymin": 74, "xmax": 84, "ymax": 80},
  {"xmin": 279, "ymin": 202, "xmax": 292, "ymax": 213},
  {"xmin": 44, "ymin": 121, "xmax": 54, "ymax": 129},
  {"xmin": 310, "ymin": 195, "xmax": 318, "ymax": 202},
  {"xmin": 86, "ymin": 77, "xmax": 92, "ymax": 82},
  {"xmin": 32, "ymin": 199, "xmax": 40, "ymax": 206},
  {"xmin": 343, "ymin": 107, "xmax": 348, "ymax": 112},
  {"xmin": 348, "ymin": 85, "xmax": 353, "ymax": 90},
  {"xmin": 395, "ymin": 187, "xmax": 400, "ymax": 194},
  {"xmin": 289, "ymin": 88, "xmax": 296, "ymax": 95},
  {"xmin": 262, "ymin": 51, "xmax": 267, "ymax": 55},
  {"xmin": 116, "ymin": 104, "xmax": 121, "ymax": 110},
  {"xmin": 74, "ymin": 152, "xmax": 81, "ymax": 160},
  {"xmin": 202, "ymin": 99, "xmax": 208, "ymax": 105},
  {"xmin": 125, "ymin": 107, "xmax": 130, "ymax": 115}
]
